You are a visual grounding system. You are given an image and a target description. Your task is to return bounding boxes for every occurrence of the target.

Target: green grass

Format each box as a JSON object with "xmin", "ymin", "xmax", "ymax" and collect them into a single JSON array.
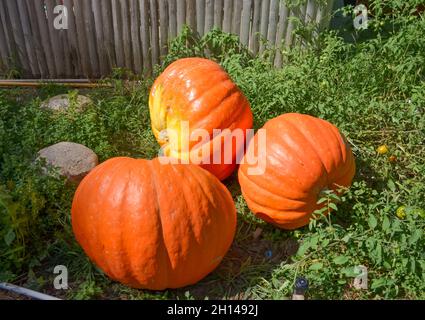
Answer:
[{"xmin": 0, "ymin": 0, "xmax": 424, "ymax": 300}]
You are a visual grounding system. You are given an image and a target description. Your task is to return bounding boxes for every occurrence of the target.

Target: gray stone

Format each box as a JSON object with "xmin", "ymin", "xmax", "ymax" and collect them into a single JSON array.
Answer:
[
  {"xmin": 37, "ymin": 142, "xmax": 98, "ymax": 183},
  {"xmin": 41, "ymin": 94, "xmax": 92, "ymax": 112}
]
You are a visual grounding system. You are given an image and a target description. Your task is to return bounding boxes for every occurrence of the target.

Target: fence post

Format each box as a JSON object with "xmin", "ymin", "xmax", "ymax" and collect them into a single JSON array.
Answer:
[
  {"xmin": 196, "ymin": 0, "xmax": 205, "ymax": 35},
  {"xmin": 121, "ymin": 0, "xmax": 134, "ymax": 71},
  {"xmin": 186, "ymin": 0, "xmax": 196, "ymax": 32},
  {"xmin": 4, "ymin": 0, "xmax": 31, "ymax": 76},
  {"xmin": 140, "ymin": 0, "xmax": 152, "ymax": 75},
  {"xmin": 274, "ymin": 2, "xmax": 289, "ymax": 68},
  {"xmin": 205, "ymin": 0, "xmax": 214, "ymax": 34},
  {"xmin": 222, "ymin": 0, "xmax": 233, "ymax": 33},
  {"xmin": 259, "ymin": 0, "xmax": 270, "ymax": 54},
  {"xmin": 176, "ymin": 0, "xmax": 186, "ymax": 34},
  {"xmin": 130, "ymin": 0, "xmax": 143, "ymax": 73}
]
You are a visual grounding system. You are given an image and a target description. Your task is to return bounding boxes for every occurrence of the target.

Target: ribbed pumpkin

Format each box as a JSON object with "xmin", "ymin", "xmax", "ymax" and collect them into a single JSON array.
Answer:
[
  {"xmin": 149, "ymin": 57, "xmax": 253, "ymax": 181},
  {"xmin": 71, "ymin": 157, "xmax": 236, "ymax": 290},
  {"xmin": 238, "ymin": 113, "xmax": 356, "ymax": 230}
]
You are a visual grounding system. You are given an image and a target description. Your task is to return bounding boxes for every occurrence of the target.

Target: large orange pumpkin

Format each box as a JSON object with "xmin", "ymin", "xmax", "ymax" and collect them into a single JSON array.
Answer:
[
  {"xmin": 238, "ymin": 113, "xmax": 356, "ymax": 230},
  {"xmin": 71, "ymin": 157, "xmax": 236, "ymax": 290},
  {"xmin": 149, "ymin": 58, "xmax": 253, "ymax": 181}
]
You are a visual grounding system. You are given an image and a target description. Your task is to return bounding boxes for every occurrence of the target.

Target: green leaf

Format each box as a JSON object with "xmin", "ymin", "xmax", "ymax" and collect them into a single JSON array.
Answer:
[
  {"xmin": 374, "ymin": 244, "xmax": 383, "ymax": 265},
  {"xmin": 342, "ymin": 234, "xmax": 351, "ymax": 243},
  {"xmin": 341, "ymin": 266, "xmax": 359, "ymax": 277},
  {"xmin": 4, "ymin": 229, "xmax": 15, "ymax": 246},
  {"xmin": 329, "ymin": 202, "xmax": 338, "ymax": 211},
  {"xmin": 368, "ymin": 214, "xmax": 378, "ymax": 229},
  {"xmin": 387, "ymin": 179, "xmax": 396, "ymax": 192},
  {"xmin": 382, "ymin": 216, "xmax": 390, "ymax": 232},
  {"xmin": 409, "ymin": 259, "xmax": 416, "ymax": 273},
  {"xmin": 333, "ymin": 255, "xmax": 350, "ymax": 265},
  {"xmin": 310, "ymin": 235, "xmax": 319, "ymax": 249},
  {"xmin": 371, "ymin": 278, "xmax": 387, "ymax": 289},
  {"xmin": 309, "ymin": 262, "xmax": 323, "ymax": 271},
  {"xmin": 408, "ymin": 230, "xmax": 422, "ymax": 245},
  {"xmin": 297, "ymin": 242, "xmax": 310, "ymax": 256},
  {"xmin": 317, "ymin": 197, "xmax": 327, "ymax": 204},
  {"xmin": 322, "ymin": 238, "xmax": 330, "ymax": 248}
]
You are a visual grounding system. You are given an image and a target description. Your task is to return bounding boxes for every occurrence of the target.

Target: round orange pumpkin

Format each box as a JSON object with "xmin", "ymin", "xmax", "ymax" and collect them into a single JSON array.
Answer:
[
  {"xmin": 71, "ymin": 157, "xmax": 236, "ymax": 290},
  {"xmin": 238, "ymin": 113, "xmax": 356, "ymax": 230},
  {"xmin": 149, "ymin": 57, "xmax": 253, "ymax": 181}
]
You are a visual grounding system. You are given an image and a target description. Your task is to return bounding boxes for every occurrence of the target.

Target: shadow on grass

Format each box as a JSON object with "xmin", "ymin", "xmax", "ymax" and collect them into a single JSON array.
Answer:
[{"xmin": 174, "ymin": 223, "xmax": 299, "ymax": 300}]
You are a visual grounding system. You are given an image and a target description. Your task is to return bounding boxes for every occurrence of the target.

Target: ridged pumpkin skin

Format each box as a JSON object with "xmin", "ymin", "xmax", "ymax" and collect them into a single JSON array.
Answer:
[
  {"xmin": 238, "ymin": 113, "xmax": 356, "ymax": 230},
  {"xmin": 149, "ymin": 57, "xmax": 253, "ymax": 181},
  {"xmin": 71, "ymin": 157, "xmax": 236, "ymax": 290}
]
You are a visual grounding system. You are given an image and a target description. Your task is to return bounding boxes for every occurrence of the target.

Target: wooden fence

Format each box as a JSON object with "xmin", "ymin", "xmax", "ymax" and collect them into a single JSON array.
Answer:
[{"xmin": 0, "ymin": 0, "xmax": 335, "ymax": 79}]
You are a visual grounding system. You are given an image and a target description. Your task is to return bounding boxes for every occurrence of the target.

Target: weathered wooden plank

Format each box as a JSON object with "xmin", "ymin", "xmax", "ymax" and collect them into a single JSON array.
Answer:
[
  {"xmin": 176, "ymin": 0, "xmax": 186, "ymax": 34},
  {"xmin": 100, "ymin": 0, "xmax": 115, "ymax": 71},
  {"xmin": 240, "ymin": 0, "xmax": 252, "ymax": 46},
  {"xmin": 250, "ymin": 0, "xmax": 261, "ymax": 54},
  {"xmin": 168, "ymin": 0, "xmax": 177, "ymax": 38},
  {"xmin": 319, "ymin": 0, "xmax": 334, "ymax": 30},
  {"xmin": 259, "ymin": 0, "xmax": 270, "ymax": 53},
  {"xmin": 0, "ymin": 7, "xmax": 9, "ymax": 71},
  {"xmin": 73, "ymin": 0, "xmax": 92, "ymax": 77},
  {"xmin": 150, "ymin": 0, "xmax": 160, "ymax": 67},
  {"xmin": 274, "ymin": 1, "xmax": 289, "ymax": 67},
  {"xmin": 296, "ymin": 2, "xmax": 307, "ymax": 46},
  {"xmin": 32, "ymin": 0, "xmax": 57, "ymax": 77},
  {"xmin": 285, "ymin": 7, "xmax": 295, "ymax": 49},
  {"xmin": 159, "ymin": 0, "xmax": 169, "ymax": 58},
  {"xmin": 204, "ymin": 0, "xmax": 214, "ymax": 33},
  {"xmin": 4, "ymin": 0, "xmax": 31, "ymax": 76},
  {"xmin": 82, "ymin": 0, "xmax": 101, "ymax": 77},
  {"xmin": 0, "ymin": 1, "xmax": 12, "ymax": 60},
  {"xmin": 92, "ymin": 0, "xmax": 109, "ymax": 76},
  {"xmin": 222, "ymin": 0, "xmax": 232, "ymax": 33},
  {"xmin": 140, "ymin": 0, "xmax": 152, "ymax": 75},
  {"xmin": 62, "ymin": 0, "xmax": 80, "ymax": 76},
  {"xmin": 267, "ymin": 0, "xmax": 279, "ymax": 49},
  {"xmin": 305, "ymin": 0, "xmax": 317, "ymax": 24},
  {"xmin": 17, "ymin": 0, "xmax": 41, "ymax": 77},
  {"xmin": 186, "ymin": 0, "xmax": 196, "ymax": 31},
  {"xmin": 120, "ymin": 0, "xmax": 133, "ymax": 71},
  {"xmin": 231, "ymin": 0, "xmax": 242, "ymax": 35},
  {"xmin": 130, "ymin": 0, "xmax": 142, "ymax": 73},
  {"xmin": 24, "ymin": 0, "xmax": 49, "ymax": 78},
  {"xmin": 54, "ymin": 0, "xmax": 73, "ymax": 77},
  {"xmin": 196, "ymin": 0, "xmax": 205, "ymax": 35},
  {"xmin": 45, "ymin": 0, "xmax": 67, "ymax": 76},
  {"xmin": 213, "ymin": 0, "xmax": 223, "ymax": 28},
  {"xmin": 111, "ymin": 0, "xmax": 124, "ymax": 68}
]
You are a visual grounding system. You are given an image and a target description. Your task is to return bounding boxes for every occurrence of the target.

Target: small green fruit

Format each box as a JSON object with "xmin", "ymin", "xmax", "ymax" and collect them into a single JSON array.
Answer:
[{"xmin": 396, "ymin": 206, "xmax": 406, "ymax": 219}]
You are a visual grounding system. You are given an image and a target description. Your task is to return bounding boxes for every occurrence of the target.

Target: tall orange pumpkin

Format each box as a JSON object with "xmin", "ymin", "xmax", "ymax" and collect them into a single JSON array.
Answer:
[
  {"xmin": 149, "ymin": 58, "xmax": 253, "ymax": 181},
  {"xmin": 238, "ymin": 113, "xmax": 356, "ymax": 230},
  {"xmin": 71, "ymin": 157, "xmax": 236, "ymax": 290}
]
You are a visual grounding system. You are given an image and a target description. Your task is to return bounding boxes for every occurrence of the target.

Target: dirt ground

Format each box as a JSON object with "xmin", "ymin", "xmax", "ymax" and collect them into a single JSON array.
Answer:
[{"xmin": 0, "ymin": 290, "xmax": 30, "ymax": 300}]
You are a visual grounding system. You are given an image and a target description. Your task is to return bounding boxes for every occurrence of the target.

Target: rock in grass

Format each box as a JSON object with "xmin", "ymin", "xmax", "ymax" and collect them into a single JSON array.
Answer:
[
  {"xmin": 37, "ymin": 142, "xmax": 98, "ymax": 183},
  {"xmin": 41, "ymin": 94, "xmax": 92, "ymax": 112}
]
